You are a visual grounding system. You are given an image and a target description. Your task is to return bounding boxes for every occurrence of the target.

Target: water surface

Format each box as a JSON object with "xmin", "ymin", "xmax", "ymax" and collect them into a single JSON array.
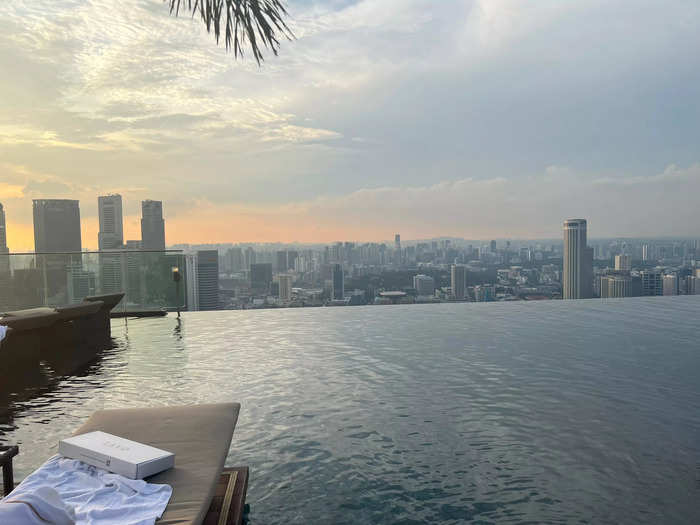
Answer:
[{"xmin": 2, "ymin": 297, "xmax": 700, "ymax": 523}]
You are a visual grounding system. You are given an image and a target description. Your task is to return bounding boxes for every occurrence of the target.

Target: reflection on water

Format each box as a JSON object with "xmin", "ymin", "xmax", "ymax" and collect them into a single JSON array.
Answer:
[{"xmin": 2, "ymin": 297, "xmax": 700, "ymax": 524}]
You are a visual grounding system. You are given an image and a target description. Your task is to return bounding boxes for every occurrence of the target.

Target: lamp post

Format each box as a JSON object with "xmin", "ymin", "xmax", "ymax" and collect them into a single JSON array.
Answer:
[{"xmin": 172, "ymin": 266, "xmax": 181, "ymax": 318}]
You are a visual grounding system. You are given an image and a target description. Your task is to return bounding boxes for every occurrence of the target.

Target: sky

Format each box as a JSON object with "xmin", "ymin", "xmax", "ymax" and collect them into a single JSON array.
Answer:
[{"xmin": 1, "ymin": 0, "xmax": 699, "ymax": 250}]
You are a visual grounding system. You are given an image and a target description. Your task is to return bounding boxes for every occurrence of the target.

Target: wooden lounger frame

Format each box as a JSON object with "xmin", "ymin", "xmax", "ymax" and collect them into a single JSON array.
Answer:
[
  {"xmin": 0, "ymin": 445, "xmax": 18, "ymax": 497},
  {"xmin": 204, "ymin": 467, "xmax": 249, "ymax": 525}
]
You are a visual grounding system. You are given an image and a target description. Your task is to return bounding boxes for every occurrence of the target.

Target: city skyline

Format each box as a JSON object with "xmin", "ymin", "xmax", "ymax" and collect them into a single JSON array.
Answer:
[
  {"xmin": 2, "ymin": 195, "xmax": 700, "ymax": 254},
  {"xmin": 1, "ymin": 1, "xmax": 699, "ymax": 249}
]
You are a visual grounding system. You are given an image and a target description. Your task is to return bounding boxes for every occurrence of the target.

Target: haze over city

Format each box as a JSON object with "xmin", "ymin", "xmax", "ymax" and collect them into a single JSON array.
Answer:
[{"xmin": 1, "ymin": 0, "xmax": 699, "ymax": 250}]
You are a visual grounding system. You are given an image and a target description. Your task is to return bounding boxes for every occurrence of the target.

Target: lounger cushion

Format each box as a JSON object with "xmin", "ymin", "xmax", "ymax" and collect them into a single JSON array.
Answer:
[{"xmin": 72, "ymin": 403, "xmax": 240, "ymax": 525}]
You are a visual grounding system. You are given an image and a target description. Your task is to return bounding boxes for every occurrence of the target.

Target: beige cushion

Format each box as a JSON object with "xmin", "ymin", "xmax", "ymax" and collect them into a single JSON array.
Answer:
[{"xmin": 73, "ymin": 403, "xmax": 240, "ymax": 525}]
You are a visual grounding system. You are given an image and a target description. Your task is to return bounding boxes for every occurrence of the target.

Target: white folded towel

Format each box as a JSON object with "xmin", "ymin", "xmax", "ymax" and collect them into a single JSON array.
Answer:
[
  {"xmin": 4, "ymin": 455, "xmax": 172, "ymax": 525},
  {"xmin": 0, "ymin": 486, "xmax": 76, "ymax": 524}
]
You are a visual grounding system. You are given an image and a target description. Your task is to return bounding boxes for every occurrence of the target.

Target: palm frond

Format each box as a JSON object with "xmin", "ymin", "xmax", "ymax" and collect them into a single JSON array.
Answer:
[{"xmin": 167, "ymin": 0, "xmax": 294, "ymax": 64}]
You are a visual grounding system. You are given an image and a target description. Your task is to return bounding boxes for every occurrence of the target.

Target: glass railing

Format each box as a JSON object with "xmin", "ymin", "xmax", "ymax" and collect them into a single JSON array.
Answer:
[{"xmin": 0, "ymin": 250, "xmax": 186, "ymax": 313}]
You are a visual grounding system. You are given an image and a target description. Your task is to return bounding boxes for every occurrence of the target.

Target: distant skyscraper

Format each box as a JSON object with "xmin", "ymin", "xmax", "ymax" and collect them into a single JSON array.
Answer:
[
  {"xmin": 33, "ymin": 199, "xmax": 82, "ymax": 252},
  {"xmin": 225, "ymin": 247, "xmax": 245, "ymax": 273},
  {"xmin": 140, "ymin": 200, "xmax": 165, "ymax": 250},
  {"xmin": 662, "ymin": 274, "xmax": 678, "ymax": 296},
  {"xmin": 394, "ymin": 234, "xmax": 401, "ymax": 266},
  {"xmin": 97, "ymin": 195, "xmax": 125, "ymax": 295},
  {"xmin": 287, "ymin": 250, "xmax": 298, "ymax": 271},
  {"xmin": 686, "ymin": 276, "xmax": 700, "ymax": 295},
  {"xmin": 562, "ymin": 219, "xmax": 592, "ymax": 299},
  {"xmin": 490, "ymin": 240, "xmax": 497, "ymax": 253},
  {"xmin": 275, "ymin": 250, "xmax": 288, "ymax": 273},
  {"xmin": 0, "ymin": 202, "xmax": 7, "ymax": 254},
  {"xmin": 331, "ymin": 263, "xmax": 344, "ymax": 300},
  {"xmin": 197, "ymin": 250, "xmax": 219, "ymax": 310},
  {"xmin": 614, "ymin": 254, "xmax": 631, "ymax": 272},
  {"xmin": 642, "ymin": 244, "xmax": 650, "ymax": 262},
  {"xmin": 98, "ymin": 195, "xmax": 124, "ymax": 250},
  {"xmin": 451, "ymin": 264, "xmax": 467, "ymax": 300},
  {"xmin": 250, "ymin": 263, "xmax": 272, "ymax": 294},
  {"xmin": 244, "ymin": 247, "xmax": 257, "ymax": 269},
  {"xmin": 279, "ymin": 274, "xmax": 293, "ymax": 302},
  {"xmin": 413, "ymin": 274, "xmax": 435, "ymax": 297},
  {"xmin": 0, "ymin": 203, "xmax": 9, "ymax": 291},
  {"xmin": 640, "ymin": 270, "xmax": 663, "ymax": 296}
]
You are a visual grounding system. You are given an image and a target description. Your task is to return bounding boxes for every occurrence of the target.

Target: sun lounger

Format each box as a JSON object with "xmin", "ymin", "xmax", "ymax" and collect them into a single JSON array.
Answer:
[{"xmin": 71, "ymin": 403, "xmax": 240, "ymax": 525}]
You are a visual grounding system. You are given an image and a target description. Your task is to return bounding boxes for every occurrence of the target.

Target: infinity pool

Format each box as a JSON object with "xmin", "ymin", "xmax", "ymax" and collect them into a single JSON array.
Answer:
[{"xmin": 2, "ymin": 297, "xmax": 700, "ymax": 523}]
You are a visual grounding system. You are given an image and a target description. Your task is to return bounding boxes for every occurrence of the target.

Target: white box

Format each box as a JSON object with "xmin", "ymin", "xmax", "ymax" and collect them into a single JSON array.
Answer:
[{"xmin": 59, "ymin": 431, "xmax": 175, "ymax": 479}]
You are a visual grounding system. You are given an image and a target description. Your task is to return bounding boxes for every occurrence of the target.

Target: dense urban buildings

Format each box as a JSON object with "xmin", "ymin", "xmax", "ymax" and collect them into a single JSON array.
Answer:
[
  {"xmin": 562, "ymin": 219, "xmax": 593, "ymax": 300},
  {"xmin": 331, "ymin": 263, "xmax": 344, "ymax": 300},
  {"xmin": 141, "ymin": 200, "xmax": 166, "ymax": 250}
]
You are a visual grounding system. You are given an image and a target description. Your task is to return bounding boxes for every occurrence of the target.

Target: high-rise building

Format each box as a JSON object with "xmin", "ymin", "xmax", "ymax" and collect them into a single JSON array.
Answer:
[
  {"xmin": 98, "ymin": 195, "xmax": 124, "ymax": 250},
  {"xmin": 642, "ymin": 244, "xmax": 650, "ymax": 261},
  {"xmin": 331, "ymin": 263, "xmax": 344, "ymax": 300},
  {"xmin": 196, "ymin": 250, "xmax": 219, "ymax": 310},
  {"xmin": 614, "ymin": 254, "xmax": 631, "ymax": 272},
  {"xmin": 33, "ymin": 199, "xmax": 82, "ymax": 252},
  {"xmin": 244, "ymin": 247, "xmax": 256, "ymax": 269},
  {"xmin": 413, "ymin": 274, "xmax": 435, "ymax": 297},
  {"xmin": 250, "ymin": 263, "xmax": 272, "ymax": 295},
  {"xmin": 225, "ymin": 247, "xmax": 245, "ymax": 273},
  {"xmin": 33, "ymin": 200, "xmax": 82, "ymax": 303},
  {"xmin": 0, "ymin": 202, "xmax": 8, "ymax": 272},
  {"xmin": 0, "ymin": 202, "xmax": 7, "ymax": 254},
  {"xmin": 451, "ymin": 264, "xmax": 467, "ymax": 300},
  {"xmin": 287, "ymin": 250, "xmax": 298, "ymax": 272},
  {"xmin": 279, "ymin": 274, "xmax": 293, "ymax": 302},
  {"xmin": 562, "ymin": 219, "xmax": 593, "ymax": 299},
  {"xmin": 66, "ymin": 264, "xmax": 96, "ymax": 304},
  {"xmin": 0, "ymin": 203, "xmax": 9, "ymax": 302},
  {"xmin": 394, "ymin": 234, "xmax": 401, "ymax": 266},
  {"xmin": 275, "ymin": 250, "xmax": 288, "ymax": 273},
  {"xmin": 140, "ymin": 200, "xmax": 165, "ymax": 250},
  {"xmin": 640, "ymin": 270, "xmax": 663, "ymax": 296},
  {"xmin": 97, "ymin": 195, "xmax": 125, "ymax": 295},
  {"xmin": 662, "ymin": 274, "xmax": 678, "ymax": 296},
  {"xmin": 686, "ymin": 276, "xmax": 700, "ymax": 295},
  {"xmin": 490, "ymin": 240, "xmax": 497, "ymax": 253}
]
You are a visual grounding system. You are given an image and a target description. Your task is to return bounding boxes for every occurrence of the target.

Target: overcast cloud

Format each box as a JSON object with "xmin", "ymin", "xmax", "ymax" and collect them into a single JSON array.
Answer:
[{"xmin": 0, "ymin": 0, "xmax": 698, "ymax": 249}]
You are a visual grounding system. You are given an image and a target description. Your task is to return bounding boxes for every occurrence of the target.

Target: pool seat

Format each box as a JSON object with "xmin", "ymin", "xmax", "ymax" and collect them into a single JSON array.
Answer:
[{"xmin": 72, "ymin": 403, "xmax": 240, "ymax": 525}]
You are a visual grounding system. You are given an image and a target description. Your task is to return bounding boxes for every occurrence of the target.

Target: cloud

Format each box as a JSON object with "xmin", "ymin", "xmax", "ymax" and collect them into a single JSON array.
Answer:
[
  {"xmin": 0, "ymin": 0, "xmax": 699, "ymax": 248},
  {"xmin": 0, "ymin": 125, "xmax": 112, "ymax": 151},
  {"xmin": 160, "ymin": 163, "xmax": 700, "ymax": 244},
  {"xmin": 0, "ymin": 182, "xmax": 24, "ymax": 200}
]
